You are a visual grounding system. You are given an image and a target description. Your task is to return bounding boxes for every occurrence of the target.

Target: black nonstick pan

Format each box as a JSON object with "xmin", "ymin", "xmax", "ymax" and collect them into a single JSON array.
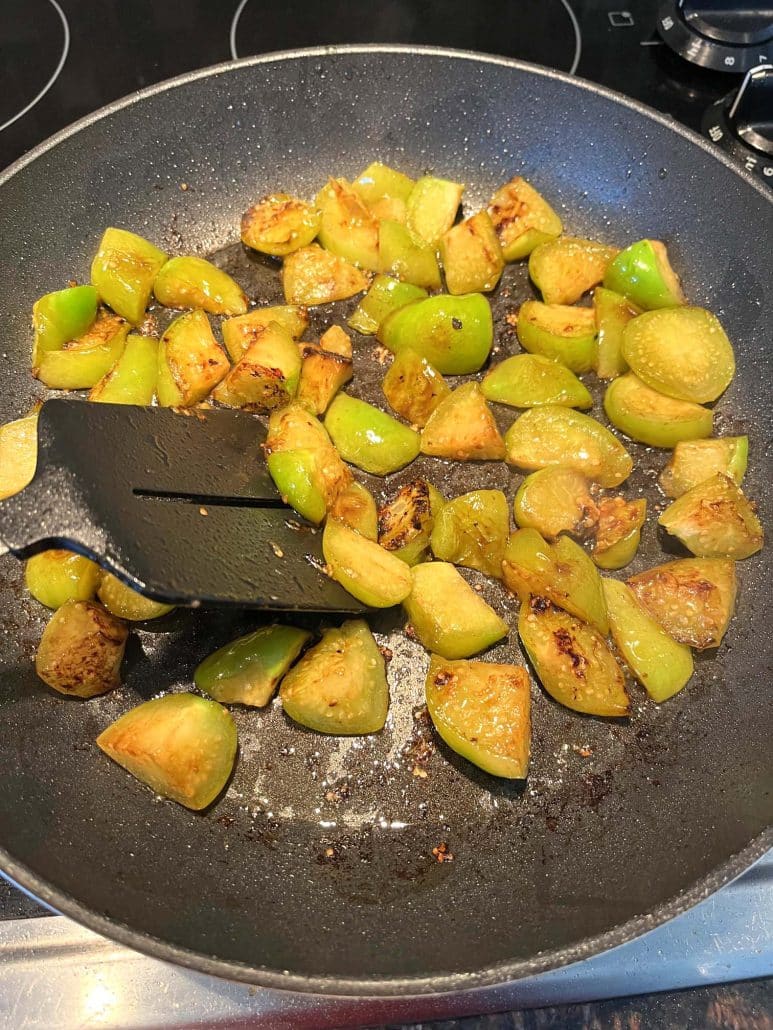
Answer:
[{"xmin": 0, "ymin": 46, "xmax": 770, "ymax": 997}]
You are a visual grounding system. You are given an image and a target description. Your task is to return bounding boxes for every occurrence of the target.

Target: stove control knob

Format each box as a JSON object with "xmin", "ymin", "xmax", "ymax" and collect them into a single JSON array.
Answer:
[
  {"xmin": 658, "ymin": 0, "xmax": 773, "ymax": 72},
  {"xmin": 702, "ymin": 64, "xmax": 773, "ymax": 184}
]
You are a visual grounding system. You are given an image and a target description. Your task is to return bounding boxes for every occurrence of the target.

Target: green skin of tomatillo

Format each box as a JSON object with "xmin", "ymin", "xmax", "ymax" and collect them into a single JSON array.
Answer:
[
  {"xmin": 504, "ymin": 406, "xmax": 633, "ymax": 487},
  {"xmin": 32, "ymin": 286, "xmax": 99, "ymax": 366},
  {"xmin": 325, "ymin": 394, "xmax": 420, "ymax": 475},
  {"xmin": 195, "ymin": 625, "xmax": 311, "ymax": 707},
  {"xmin": 323, "ymin": 517, "xmax": 412, "ymax": 607},
  {"xmin": 154, "ymin": 256, "xmax": 248, "ymax": 316},
  {"xmin": 90, "ymin": 227, "xmax": 167, "ymax": 326},
  {"xmin": 25, "ymin": 550, "xmax": 100, "ymax": 609},
  {"xmin": 603, "ymin": 239, "xmax": 683, "ymax": 311},
  {"xmin": 378, "ymin": 220, "xmax": 442, "ymax": 289},
  {"xmin": 348, "ymin": 275, "xmax": 427, "ymax": 335},
  {"xmin": 602, "ymin": 578, "xmax": 693, "ymax": 702},
  {"xmin": 593, "ymin": 525, "xmax": 643, "ymax": 570},
  {"xmin": 430, "ymin": 489, "xmax": 509, "ymax": 579},
  {"xmin": 267, "ymin": 450, "xmax": 328, "ymax": 524},
  {"xmin": 378, "ymin": 293, "xmax": 493, "ymax": 375},
  {"xmin": 516, "ymin": 302, "xmax": 598, "ymax": 374},
  {"xmin": 90, "ymin": 335, "xmax": 158, "ymax": 405},
  {"xmin": 604, "ymin": 373, "xmax": 712, "ymax": 448},
  {"xmin": 482, "ymin": 353, "xmax": 593, "ymax": 410},
  {"xmin": 403, "ymin": 561, "xmax": 508, "ymax": 660},
  {"xmin": 502, "ymin": 529, "xmax": 609, "ymax": 635},
  {"xmin": 593, "ymin": 286, "xmax": 637, "ymax": 380}
]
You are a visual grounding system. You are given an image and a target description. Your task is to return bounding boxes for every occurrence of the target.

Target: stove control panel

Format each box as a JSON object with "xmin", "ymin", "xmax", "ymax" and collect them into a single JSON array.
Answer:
[
  {"xmin": 702, "ymin": 63, "xmax": 773, "ymax": 182},
  {"xmin": 657, "ymin": 0, "xmax": 773, "ymax": 72}
]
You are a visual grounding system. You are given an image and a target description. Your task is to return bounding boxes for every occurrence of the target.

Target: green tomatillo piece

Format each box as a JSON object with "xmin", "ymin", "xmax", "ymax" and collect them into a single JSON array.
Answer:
[
  {"xmin": 516, "ymin": 300, "xmax": 598, "ymax": 373},
  {"xmin": 628, "ymin": 557, "xmax": 736, "ymax": 649},
  {"xmin": 353, "ymin": 161, "xmax": 415, "ymax": 208},
  {"xmin": 328, "ymin": 480, "xmax": 379, "ymax": 540},
  {"xmin": 97, "ymin": 693, "xmax": 237, "ymax": 810},
  {"xmin": 213, "ymin": 321, "xmax": 301, "ymax": 411},
  {"xmin": 157, "ymin": 310, "xmax": 230, "ymax": 407},
  {"xmin": 592, "ymin": 496, "xmax": 647, "ymax": 570},
  {"xmin": 513, "ymin": 467, "xmax": 598, "ymax": 541},
  {"xmin": 378, "ymin": 292, "xmax": 493, "ymax": 375},
  {"xmin": 439, "ymin": 211, "xmax": 504, "ymax": 294},
  {"xmin": 529, "ymin": 236, "xmax": 618, "ymax": 305},
  {"xmin": 347, "ymin": 275, "xmax": 427, "ymax": 336},
  {"xmin": 32, "ymin": 285, "xmax": 99, "ymax": 368},
  {"xmin": 378, "ymin": 479, "xmax": 445, "ymax": 566},
  {"xmin": 403, "ymin": 561, "xmax": 508, "ymax": 659},
  {"xmin": 0, "ymin": 414, "xmax": 38, "ymax": 500},
  {"xmin": 221, "ymin": 305, "xmax": 309, "ymax": 363},
  {"xmin": 240, "ymin": 193, "xmax": 320, "ymax": 257},
  {"xmin": 659, "ymin": 436, "xmax": 748, "ymax": 498},
  {"xmin": 325, "ymin": 393, "xmax": 420, "ymax": 475},
  {"xmin": 604, "ymin": 373, "xmax": 712, "ymax": 448},
  {"xmin": 25, "ymin": 549, "xmax": 100, "ymax": 609},
  {"xmin": 602, "ymin": 578, "xmax": 693, "ymax": 703},
  {"xmin": 282, "ymin": 244, "xmax": 370, "ymax": 306},
  {"xmin": 425, "ymin": 656, "xmax": 531, "ymax": 778},
  {"xmin": 593, "ymin": 286, "xmax": 638, "ymax": 380},
  {"xmin": 316, "ymin": 178, "xmax": 380, "ymax": 271},
  {"xmin": 323, "ymin": 517, "xmax": 412, "ymax": 608},
  {"xmin": 405, "ymin": 176, "xmax": 464, "ymax": 245},
  {"xmin": 195, "ymin": 624, "xmax": 311, "ymax": 707},
  {"xmin": 430, "ymin": 489, "xmax": 509, "ymax": 579},
  {"xmin": 502, "ymin": 528, "xmax": 609, "ymax": 634},
  {"xmin": 518, "ymin": 597, "xmax": 629, "ymax": 717},
  {"xmin": 378, "ymin": 220, "xmax": 442, "ymax": 289},
  {"xmin": 265, "ymin": 404, "xmax": 351, "ymax": 524},
  {"xmin": 89, "ymin": 335, "xmax": 158, "ymax": 405},
  {"xmin": 481, "ymin": 353, "xmax": 592, "ymax": 410},
  {"xmin": 154, "ymin": 256, "xmax": 248, "ymax": 315},
  {"xmin": 603, "ymin": 239, "xmax": 685, "ymax": 310},
  {"xmin": 421, "ymin": 382, "xmax": 505, "ymax": 461},
  {"xmin": 90, "ymin": 227, "xmax": 166, "ymax": 326},
  {"xmin": 658, "ymin": 473, "xmax": 763, "ymax": 560},
  {"xmin": 382, "ymin": 348, "xmax": 450, "ymax": 428},
  {"xmin": 487, "ymin": 176, "xmax": 563, "ymax": 261},
  {"xmin": 505, "ymin": 405, "xmax": 633, "ymax": 486},
  {"xmin": 35, "ymin": 310, "xmax": 130, "ymax": 390},
  {"xmin": 97, "ymin": 571, "xmax": 174, "ymax": 621},
  {"xmin": 36, "ymin": 599, "xmax": 127, "ymax": 698},
  {"xmin": 280, "ymin": 620, "xmax": 389, "ymax": 735},
  {"xmin": 622, "ymin": 307, "xmax": 735, "ymax": 404}
]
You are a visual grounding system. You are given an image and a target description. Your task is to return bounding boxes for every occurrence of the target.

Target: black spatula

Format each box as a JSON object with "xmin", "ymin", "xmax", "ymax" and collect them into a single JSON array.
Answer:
[{"xmin": 0, "ymin": 399, "xmax": 366, "ymax": 613}]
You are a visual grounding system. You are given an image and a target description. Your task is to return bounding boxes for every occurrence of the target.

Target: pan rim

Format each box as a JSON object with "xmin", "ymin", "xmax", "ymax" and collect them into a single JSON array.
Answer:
[
  {"xmin": 1, "ymin": 43, "xmax": 771, "ymax": 205},
  {"xmin": 0, "ymin": 43, "xmax": 770, "ymax": 996},
  {"xmin": 2, "ymin": 832, "xmax": 770, "ymax": 995}
]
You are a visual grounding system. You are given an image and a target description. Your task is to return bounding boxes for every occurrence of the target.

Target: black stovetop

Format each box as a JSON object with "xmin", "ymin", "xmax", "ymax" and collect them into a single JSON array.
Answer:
[{"xmin": 0, "ymin": 0, "xmax": 751, "ymax": 176}]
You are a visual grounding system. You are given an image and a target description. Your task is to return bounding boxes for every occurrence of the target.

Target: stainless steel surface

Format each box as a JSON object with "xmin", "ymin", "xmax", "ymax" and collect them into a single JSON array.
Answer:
[{"xmin": 1, "ymin": 851, "xmax": 771, "ymax": 1028}]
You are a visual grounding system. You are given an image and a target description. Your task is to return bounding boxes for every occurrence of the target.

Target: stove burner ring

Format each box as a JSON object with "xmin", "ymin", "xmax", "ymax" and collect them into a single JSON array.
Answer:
[
  {"xmin": 0, "ymin": 0, "xmax": 69, "ymax": 135},
  {"xmin": 229, "ymin": 0, "xmax": 582, "ymax": 76}
]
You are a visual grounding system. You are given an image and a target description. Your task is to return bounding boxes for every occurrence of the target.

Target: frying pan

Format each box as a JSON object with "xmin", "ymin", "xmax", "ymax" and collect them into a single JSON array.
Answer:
[{"xmin": 0, "ymin": 46, "xmax": 770, "ymax": 997}]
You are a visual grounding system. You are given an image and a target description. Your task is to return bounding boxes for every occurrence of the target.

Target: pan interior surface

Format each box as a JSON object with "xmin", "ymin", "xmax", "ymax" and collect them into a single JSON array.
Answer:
[{"xmin": 0, "ymin": 48, "xmax": 770, "ymax": 993}]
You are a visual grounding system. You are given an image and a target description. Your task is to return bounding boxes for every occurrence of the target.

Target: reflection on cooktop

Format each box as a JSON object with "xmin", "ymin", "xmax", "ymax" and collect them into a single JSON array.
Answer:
[{"xmin": 0, "ymin": 0, "xmax": 69, "ymax": 133}]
